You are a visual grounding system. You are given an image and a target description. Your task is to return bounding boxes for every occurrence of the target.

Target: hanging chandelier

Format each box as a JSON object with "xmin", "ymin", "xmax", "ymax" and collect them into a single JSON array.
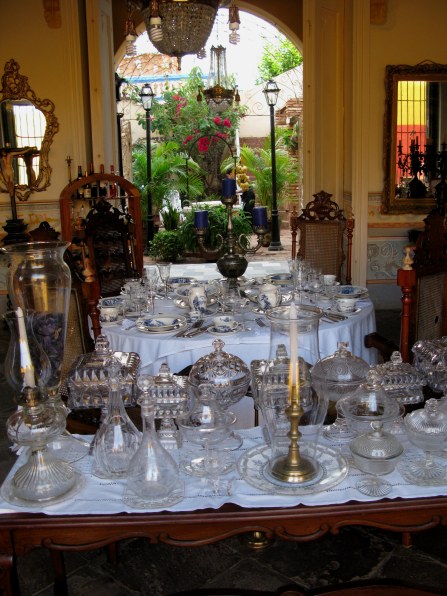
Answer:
[
  {"xmin": 141, "ymin": 0, "xmax": 220, "ymax": 69},
  {"xmin": 197, "ymin": 45, "xmax": 239, "ymax": 112}
]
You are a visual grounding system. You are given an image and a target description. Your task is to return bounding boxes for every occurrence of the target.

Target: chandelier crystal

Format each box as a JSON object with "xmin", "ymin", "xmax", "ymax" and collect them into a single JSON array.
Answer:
[{"xmin": 141, "ymin": 0, "xmax": 220, "ymax": 69}]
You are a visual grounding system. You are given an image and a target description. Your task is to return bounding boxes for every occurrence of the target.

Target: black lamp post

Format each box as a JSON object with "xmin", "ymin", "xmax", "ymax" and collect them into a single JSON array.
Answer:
[
  {"xmin": 263, "ymin": 79, "xmax": 283, "ymax": 251},
  {"xmin": 140, "ymin": 82, "xmax": 156, "ymax": 243}
]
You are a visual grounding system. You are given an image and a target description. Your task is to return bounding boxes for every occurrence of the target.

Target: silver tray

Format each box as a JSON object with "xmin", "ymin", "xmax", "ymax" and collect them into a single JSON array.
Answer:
[{"xmin": 237, "ymin": 443, "xmax": 349, "ymax": 495}]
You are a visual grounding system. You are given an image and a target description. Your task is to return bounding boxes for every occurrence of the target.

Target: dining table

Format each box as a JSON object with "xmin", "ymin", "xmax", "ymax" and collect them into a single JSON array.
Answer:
[{"xmin": 101, "ymin": 260, "xmax": 378, "ymax": 375}]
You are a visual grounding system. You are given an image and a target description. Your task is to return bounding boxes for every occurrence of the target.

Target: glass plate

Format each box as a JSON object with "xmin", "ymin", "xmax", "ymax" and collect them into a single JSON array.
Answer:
[
  {"xmin": 237, "ymin": 443, "xmax": 349, "ymax": 495},
  {"xmin": 137, "ymin": 321, "xmax": 187, "ymax": 334},
  {"xmin": 0, "ymin": 471, "xmax": 85, "ymax": 509},
  {"xmin": 397, "ymin": 452, "xmax": 447, "ymax": 486},
  {"xmin": 181, "ymin": 453, "xmax": 235, "ymax": 477},
  {"xmin": 123, "ymin": 481, "xmax": 184, "ymax": 509}
]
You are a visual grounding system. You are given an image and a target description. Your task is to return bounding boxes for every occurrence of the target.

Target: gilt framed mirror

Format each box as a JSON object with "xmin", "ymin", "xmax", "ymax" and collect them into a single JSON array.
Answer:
[
  {"xmin": 382, "ymin": 61, "xmax": 447, "ymax": 214},
  {"xmin": 0, "ymin": 59, "xmax": 59, "ymax": 202}
]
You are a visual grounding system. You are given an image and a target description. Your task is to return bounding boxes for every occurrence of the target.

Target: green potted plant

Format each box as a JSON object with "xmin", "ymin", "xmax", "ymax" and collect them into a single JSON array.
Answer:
[{"xmin": 147, "ymin": 230, "xmax": 183, "ymax": 262}]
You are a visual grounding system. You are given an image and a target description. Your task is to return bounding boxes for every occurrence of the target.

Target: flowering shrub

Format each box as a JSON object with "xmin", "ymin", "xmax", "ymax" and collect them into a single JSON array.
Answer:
[{"xmin": 149, "ymin": 68, "xmax": 245, "ymax": 155}]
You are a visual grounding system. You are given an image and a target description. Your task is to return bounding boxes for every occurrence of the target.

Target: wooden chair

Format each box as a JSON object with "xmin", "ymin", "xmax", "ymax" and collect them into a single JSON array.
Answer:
[
  {"xmin": 365, "ymin": 209, "xmax": 447, "ymax": 363},
  {"xmin": 290, "ymin": 190, "xmax": 354, "ymax": 284}
]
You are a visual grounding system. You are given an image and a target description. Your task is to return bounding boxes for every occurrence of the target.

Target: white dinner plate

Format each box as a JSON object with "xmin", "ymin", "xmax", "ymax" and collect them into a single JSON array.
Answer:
[
  {"xmin": 265, "ymin": 273, "xmax": 292, "ymax": 285},
  {"xmin": 335, "ymin": 285, "xmax": 368, "ymax": 298}
]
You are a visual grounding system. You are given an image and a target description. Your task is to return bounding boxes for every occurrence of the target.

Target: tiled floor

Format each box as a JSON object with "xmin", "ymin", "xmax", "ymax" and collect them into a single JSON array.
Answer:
[{"xmin": 0, "ymin": 240, "xmax": 445, "ymax": 595}]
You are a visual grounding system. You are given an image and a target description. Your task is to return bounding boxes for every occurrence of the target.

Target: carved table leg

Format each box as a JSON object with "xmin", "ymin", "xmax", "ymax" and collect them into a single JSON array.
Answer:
[{"xmin": 0, "ymin": 553, "xmax": 18, "ymax": 596}]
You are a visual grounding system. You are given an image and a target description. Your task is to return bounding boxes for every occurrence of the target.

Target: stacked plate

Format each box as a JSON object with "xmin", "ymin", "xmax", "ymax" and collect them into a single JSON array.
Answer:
[{"xmin": 335, "ymin": 285, "xmax": 369, "ymax": 299}]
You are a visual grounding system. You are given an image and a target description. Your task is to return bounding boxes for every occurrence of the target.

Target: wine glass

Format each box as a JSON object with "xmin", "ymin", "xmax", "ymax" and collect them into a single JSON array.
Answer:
[
  {"xmin": 145, "ymin": 266, "xmax": 159, "ymax": 314},
  {"xmin": 307, "ymin": 273, "xmax": 324, "ymax": 303},
  {"xmin": 203, "ymin": 443, "xmax": 230, "ymax": 496},
  {"xmin": 157, "ymin": 262, "xmax": 171, "ymax": 300}
]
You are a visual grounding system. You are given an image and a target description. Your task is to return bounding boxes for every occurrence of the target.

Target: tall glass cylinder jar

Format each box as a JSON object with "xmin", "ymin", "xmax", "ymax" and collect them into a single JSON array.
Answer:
[
  {"xmin": 260, "ymin": 304, "xmax": 327, "ymax": 484},
  {"xmin": 2, "ymin": 241, "xmax": 71, "ymax": 402}
]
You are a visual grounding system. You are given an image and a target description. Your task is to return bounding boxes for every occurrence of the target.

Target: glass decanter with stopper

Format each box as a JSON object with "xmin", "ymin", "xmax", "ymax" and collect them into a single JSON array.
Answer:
[
  {"xmin": 2, "ymin": 386, "xmax": 82, "ymax": 506},
  {"xmin": 92, "ymin": 359, "xmax": 141, "ymax": 479},
  {"xmin": 123, "ymin": 375, "xmax": 184, "ymax": 509}
]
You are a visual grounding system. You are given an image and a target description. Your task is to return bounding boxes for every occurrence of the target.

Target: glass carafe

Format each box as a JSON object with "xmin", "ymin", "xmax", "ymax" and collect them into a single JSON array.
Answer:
[
  {"xmin": 259, "ymin": 303, "xmax": 326, "ymax": 484},
  {"xmin": 124, "ymin": 375, "xmax": 183, "ymax": 508},
  {"xmin": 93, "ymin": 359, "xmax": 141, "ymax": 479}
]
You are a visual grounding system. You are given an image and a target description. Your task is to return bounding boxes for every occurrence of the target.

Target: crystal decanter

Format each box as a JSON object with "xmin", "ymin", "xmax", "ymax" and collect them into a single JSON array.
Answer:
[
  {"xmin": 124, "ymin": 375, "xmax": 183, "ymax": 508},
  {"xmin": 92, "ymin": 359, "xmax": 141, "ymax": 479}
]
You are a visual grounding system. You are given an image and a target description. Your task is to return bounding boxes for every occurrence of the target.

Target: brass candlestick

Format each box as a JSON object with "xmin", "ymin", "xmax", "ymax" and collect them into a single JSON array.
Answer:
[{"xmin": 270, "ymin": 382, "xmax": 320, "ymax": 484}]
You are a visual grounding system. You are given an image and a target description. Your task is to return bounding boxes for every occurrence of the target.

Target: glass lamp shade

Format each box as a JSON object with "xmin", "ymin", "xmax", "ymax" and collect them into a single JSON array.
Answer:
[
  {"xmin": 140, "ymin": 83, "xmax": 155, "ymax": 111},
  {"xmin": 259, "ymin": 304, "xmax": 327, "ymax": 463},
  {"xmin": 3, "ymin": 309, "xmax": 51, "ymax": 398},
  {"xmin": 263, "ymin": 79, "xmax": 280, "ymax": 107},
  {"xmin": 1, "ymin": 241, "xmax": 71, "ymax": 400}
]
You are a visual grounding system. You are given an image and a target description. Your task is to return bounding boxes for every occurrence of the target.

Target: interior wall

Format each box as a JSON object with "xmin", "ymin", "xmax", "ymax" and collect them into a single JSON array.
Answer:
[
  {"xmin": 366, "ymin": 0, "xmax": 447, "ymax": 308},
  {"xmin": 0, "ymin": 0, "xmax": 90, "ymax": 236}
]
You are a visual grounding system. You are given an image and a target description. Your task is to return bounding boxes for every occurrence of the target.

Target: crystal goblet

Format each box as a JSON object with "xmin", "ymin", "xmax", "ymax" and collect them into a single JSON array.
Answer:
[{"xmin": 157, "ymin": 262, "xmax": 171, "ymax": 300}]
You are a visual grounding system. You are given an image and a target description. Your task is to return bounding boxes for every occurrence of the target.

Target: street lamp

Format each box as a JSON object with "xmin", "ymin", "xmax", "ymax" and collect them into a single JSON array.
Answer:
[
  {"xmin": 140, "ymin": 83, "xmax": 156, "ymax": 243},
  {"xmin": 263, "ymin": 79, "xmax": 283, "ymax": 251}
]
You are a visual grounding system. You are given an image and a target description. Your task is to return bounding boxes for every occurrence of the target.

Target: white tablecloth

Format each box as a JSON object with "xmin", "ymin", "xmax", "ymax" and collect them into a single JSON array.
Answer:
[
  {"xmin": 0, "ymin": 428, "xmax": 446, "ymax": 516},
  {"xmin": 103, "ymin": 299, "xmax": 377, "ymax": 376}
]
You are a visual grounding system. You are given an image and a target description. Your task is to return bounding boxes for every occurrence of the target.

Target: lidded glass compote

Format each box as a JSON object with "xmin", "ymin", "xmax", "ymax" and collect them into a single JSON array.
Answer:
[
  {"xmin": 3, "ymin": 386, "xmax": 81, "ymax": 505},
  {"xmin": 349, "ymin": 421, "xmax": 403, "ymax": 497},
  {"xmin": 311, "ymin": 342, "xmax": 370, "ymax": 443},
  {"xmin": 188, "ymin": 339, "xmax": 251, "ymax": 449},
  {"xmin": 92, "ymin": 359, "xmax": 141, "ymax": 479},
  {"xmin": 399, "ymin": 398, "xmax": 447, "ymax": 485},
  {"xmin": 338, "ymin": 370, "xmax": 401, "ymax": 436},
  {"xmin": 123, "ymin": 375, "xmax": 183, "ymax": 509}
]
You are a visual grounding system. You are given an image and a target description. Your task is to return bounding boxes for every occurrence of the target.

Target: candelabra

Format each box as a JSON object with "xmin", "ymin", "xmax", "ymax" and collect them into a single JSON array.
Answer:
[
  {"xmin": 193, "ymin": 179, "xmax": 268, "ymax": 284},
  {"xmin": 396, "ymin": 138, "xmax": 447, "ymax": 205}
]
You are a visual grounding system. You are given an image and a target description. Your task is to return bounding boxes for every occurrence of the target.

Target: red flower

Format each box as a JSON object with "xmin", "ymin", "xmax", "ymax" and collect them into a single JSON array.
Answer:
[
  {"xmin": 213, "ymin": 116, "xmax": 222, "ymax": 126},
  {"xmin": 223, "ymin": 118, "xmax": 231, "ymax": 128},
  {"xmin": 172, "ymin": 94, "xmax": 180, "ymax": 100},
  {"xmin": 215, "ymin": 131, "xmax": 227, "ymax": 139},
  {"xmin": 183, "ymin": 134, "xmax": 194, "ymax": 145},
  {"xmin": 197, "ymin": 136, "xmax": 210, "ymax": 153}
]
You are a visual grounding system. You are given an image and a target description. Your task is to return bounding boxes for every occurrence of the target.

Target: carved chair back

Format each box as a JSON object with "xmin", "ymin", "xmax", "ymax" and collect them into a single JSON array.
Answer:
[{"xmin": 290, "ymin": 190, "xmax": 353, "ymax": 284}]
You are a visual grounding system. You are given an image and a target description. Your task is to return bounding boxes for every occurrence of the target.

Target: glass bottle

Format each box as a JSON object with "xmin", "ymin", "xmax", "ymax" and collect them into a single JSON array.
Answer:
[
  {"xmin": 124, "ymin": 375, "xmax": 183, "ymax": 508},
  {"xmin": 93, "ymin": 359, "xmax": 141, "ymax": 479}
]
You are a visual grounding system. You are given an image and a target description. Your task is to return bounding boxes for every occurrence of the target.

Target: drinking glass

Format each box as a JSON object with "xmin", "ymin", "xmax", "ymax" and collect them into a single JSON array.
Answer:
[
  {"xmin": 308, "ymin": 273, "xmax": 324, "ymax": 303},
  {"xmin": 145, "ymin": 266, "xmax": 159, "ymax": 314},
  {"xmin": 203, "ymin": 443, "xmax": 229, "ymax": 496},
  {"xmin": 157, "ymin": 262, "xmax": 171, "ymax": 300}
]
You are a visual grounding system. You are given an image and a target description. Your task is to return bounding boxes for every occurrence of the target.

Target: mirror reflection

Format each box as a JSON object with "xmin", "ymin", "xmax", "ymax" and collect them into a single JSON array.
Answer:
[
  {"xmin": 0, "ymin": 59, "xmax": 58, "ymax": 202},
  {"xmin": 382, "ymin": 62, "xmax": 447, "ymax": 214}
]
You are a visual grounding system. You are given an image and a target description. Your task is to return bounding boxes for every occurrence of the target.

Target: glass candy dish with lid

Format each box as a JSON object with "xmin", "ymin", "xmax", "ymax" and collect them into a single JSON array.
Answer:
[
  {"xmin": 349, "ymin": 421, "xmax": 403, "ymax": 497},
  {"xmin": 372, "ymin": 351, "xmax": 426, "ymax": 404},
  {"xmin": 310, "ymin": 342, "xmax": 370, "ymax": 443},
  {"xmin": 338, "ymin": 370, "xmax": 401, "ymax": 436},
  {"xmin": 66, "ymin": 334, "xmax": 140, "ymax": 409},
  {"xmin": 412, "ymin": 338, "xmax": 447, "ymax": 393},
  {"xmin": 399, "ymin": 398, "xmax": 447, "ymax": 485},
  {"xmin": 188, "ymin": 338, "xmax": 250, "ymax": 417}
]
